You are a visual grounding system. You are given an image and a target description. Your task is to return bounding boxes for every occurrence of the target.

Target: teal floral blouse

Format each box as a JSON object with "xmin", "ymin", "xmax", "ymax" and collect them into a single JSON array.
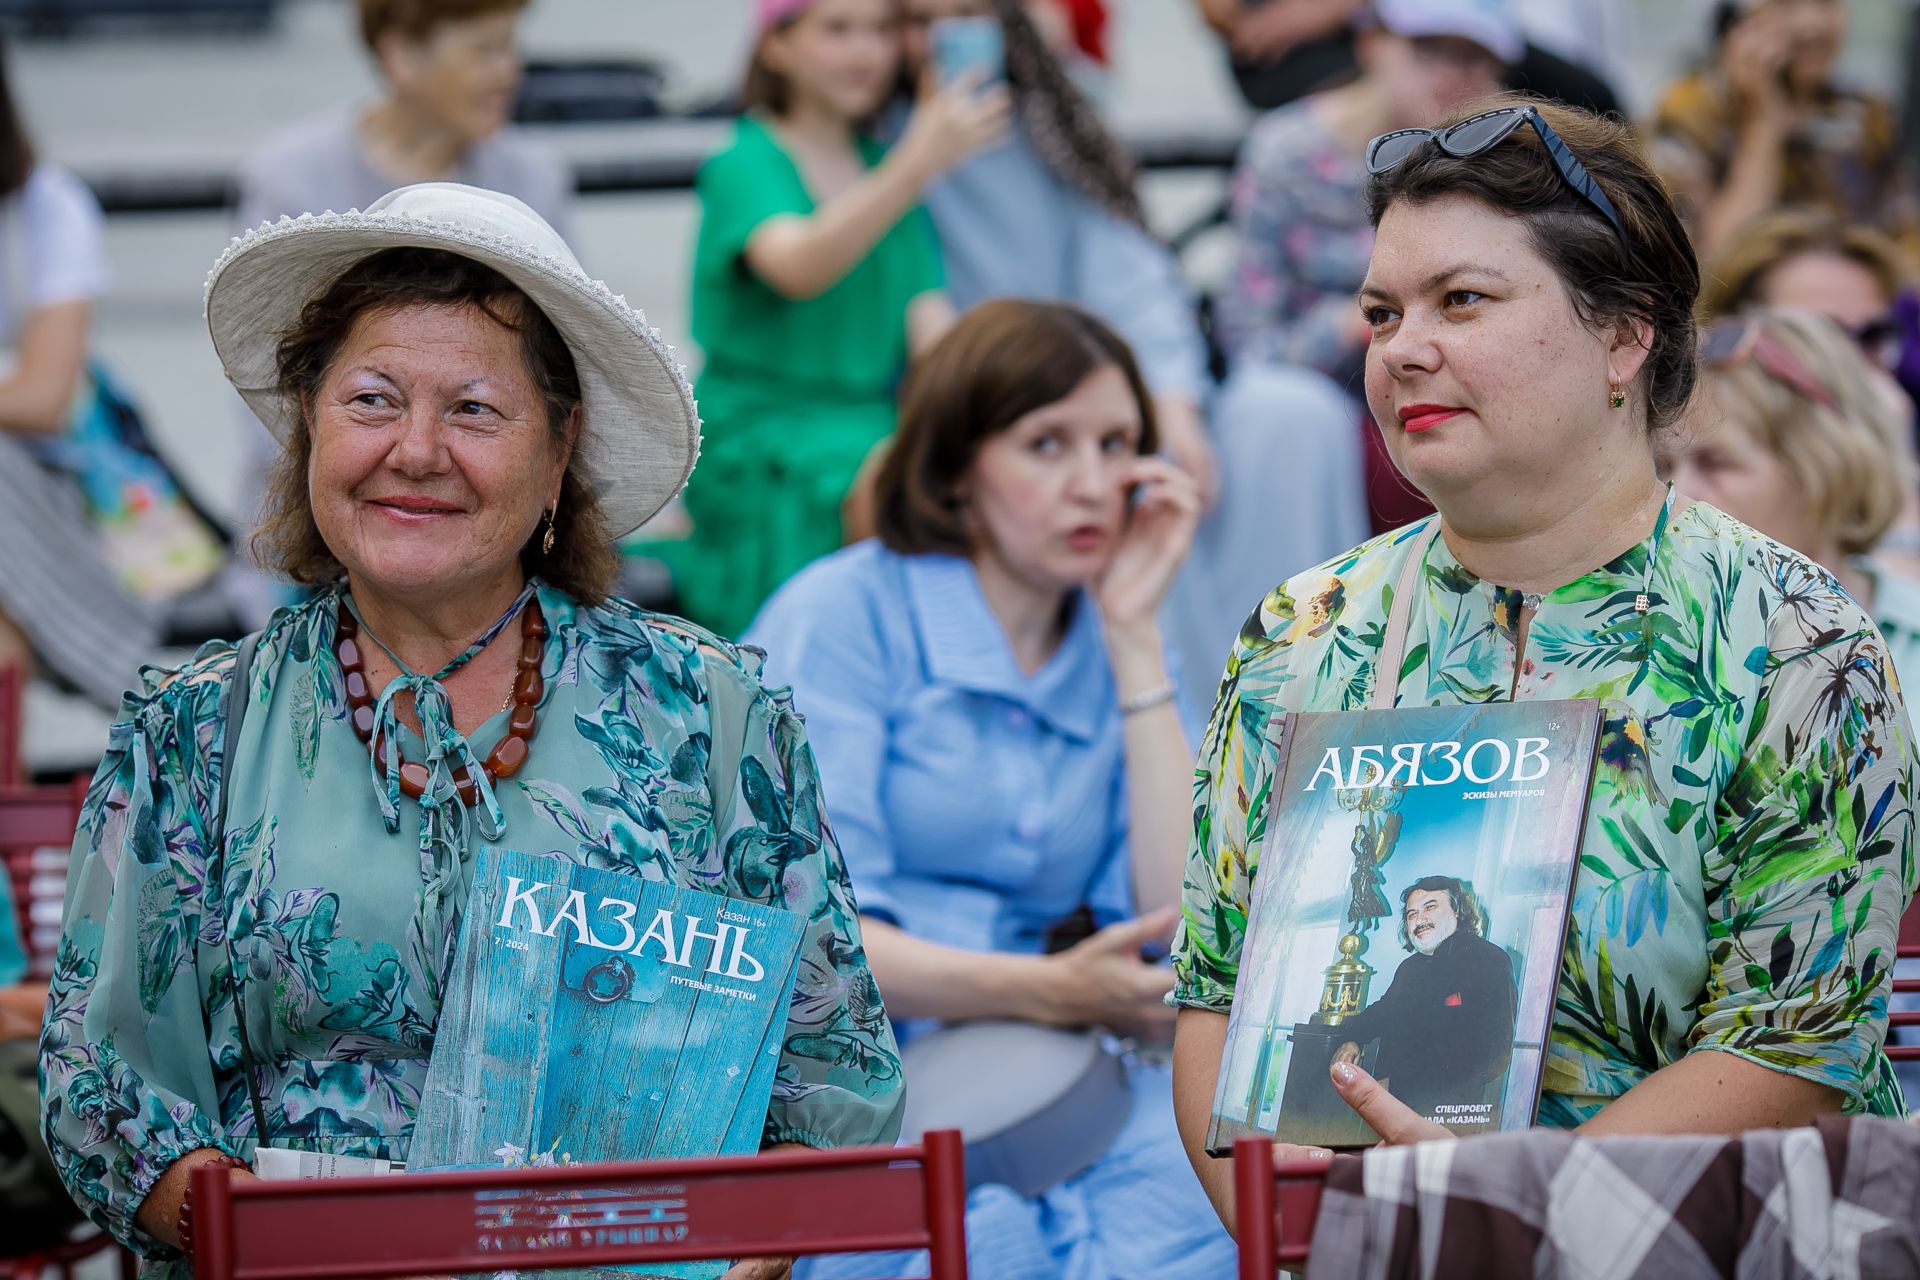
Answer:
[
  {"xmin": 1173, "ymin": 503, "xmax": 1918, "ymax": 1123},
  {"xmin": 39, "ymin": 583, "xmax": 902, "ymax": 1267}
]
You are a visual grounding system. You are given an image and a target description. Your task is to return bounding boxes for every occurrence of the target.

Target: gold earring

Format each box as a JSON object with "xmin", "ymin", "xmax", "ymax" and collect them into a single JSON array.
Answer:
[
  {"xmin": 1610, "ymin": 386, "xmax": 1627, "ymax": 410},
  {"xmin": 541, "ymin": 501, "xmax": 558, "ymax": 555}
]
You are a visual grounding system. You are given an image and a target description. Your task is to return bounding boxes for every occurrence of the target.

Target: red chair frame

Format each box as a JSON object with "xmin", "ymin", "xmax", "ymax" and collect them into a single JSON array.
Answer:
[
  {"xmin": 1232, "ymin": 1136, "xmax": 1327, "ymax": 1278},
  {"xmin": 1890, "ymin": 897, "xmax": 1920, "ymax": 1062},
  {"xmin": 191, "ymin": 1131, "xmax": 970, "ymax": 1280},
  {"xmin": 6, "ymin": 1234, "xmax": 137, "ymax": 1280},
  {"xmin": 0, "ymin": 664, "xmax": 21, "ymax": 786},
  {"xmin": 2, "ymin": 780, "xmax": 133, "ymax": 1280},
  {"xmin": 0, "ymin": 779, "xmax": 87, "ymax": 981}
]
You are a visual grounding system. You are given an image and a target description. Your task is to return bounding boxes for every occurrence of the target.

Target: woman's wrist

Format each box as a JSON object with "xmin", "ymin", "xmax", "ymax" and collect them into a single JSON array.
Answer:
[{"xmin": 1104, "ymin": 620, "xmax": 1171, "ymax": 701}]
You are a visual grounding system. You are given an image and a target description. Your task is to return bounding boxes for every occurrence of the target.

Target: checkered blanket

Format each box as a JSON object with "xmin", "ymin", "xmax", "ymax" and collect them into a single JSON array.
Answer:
[{"xmin": 1306, "ymin": 1116, "xmax": 1920, "ymax": 1280}]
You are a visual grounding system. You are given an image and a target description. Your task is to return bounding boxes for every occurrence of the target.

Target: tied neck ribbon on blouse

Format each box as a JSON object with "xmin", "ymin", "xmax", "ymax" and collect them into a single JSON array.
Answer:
[{"xmin": 343, "ymin": 583, "xmax": 536, "ymax": 990}]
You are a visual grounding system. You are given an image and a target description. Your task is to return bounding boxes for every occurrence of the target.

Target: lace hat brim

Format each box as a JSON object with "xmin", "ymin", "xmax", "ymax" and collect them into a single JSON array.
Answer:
[{"xmin": 204, "ymin": 185, "xmax": 701, "ymax": 540}]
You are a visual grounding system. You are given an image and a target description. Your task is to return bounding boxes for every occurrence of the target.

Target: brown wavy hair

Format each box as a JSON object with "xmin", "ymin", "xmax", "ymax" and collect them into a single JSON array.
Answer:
[
  {"xmin": 251, "ymin": 247, "xmax": 618, "ymax": 603},
  {"xmin": 874, "ymin": 299, "xmax": 1157, "ymax": 556}
]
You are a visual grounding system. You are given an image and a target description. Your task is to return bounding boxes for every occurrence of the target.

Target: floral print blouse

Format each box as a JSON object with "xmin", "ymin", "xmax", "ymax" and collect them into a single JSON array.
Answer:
[
  {"xmin": 39, "ymin": 583, "xmax": 902, "ymax": 1273},
  {"xmin": 1172, "ymin": 504, "xmax": 1917, "ymax": 1124},
  {"xmin": 1216, "ymin": 97, "xmax": 1376, "ymax": 387}
]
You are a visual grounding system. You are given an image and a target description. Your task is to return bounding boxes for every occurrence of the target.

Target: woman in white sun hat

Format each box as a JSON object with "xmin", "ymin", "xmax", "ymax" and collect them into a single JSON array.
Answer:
[{"xmin": 39, "ymin": 183, "xmax": 901, "ymax": 1280}]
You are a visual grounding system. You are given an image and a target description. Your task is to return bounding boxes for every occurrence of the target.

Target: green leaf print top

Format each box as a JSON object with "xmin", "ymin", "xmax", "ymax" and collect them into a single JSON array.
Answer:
[
  {"xmin": 39, "ymin": 583, "xmax": 902, "ymax": 1275},
  {"xmin": 1172, "ymin": 503, "xmax": 1918, "ymax": 1124}
]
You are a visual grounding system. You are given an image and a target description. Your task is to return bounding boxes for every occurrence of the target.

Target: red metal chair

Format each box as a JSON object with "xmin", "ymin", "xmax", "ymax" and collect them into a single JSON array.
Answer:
[
  {"xmin": 0, "ymin": 778, "xmax": 88, "ymax": 981},
  {"xmin": 1232, "ymin": 1136, "xmax": 1328, "ymax": 1279},
  {"xmin": 191, "ymin": 1131, "xmax": 971, "ymax": 1280},
  {"xmin": 0, "ymin": 664, "xmax": 21, "ymax": 785},
  {"xmin": 1889, "ymin": 896, "xmax": 1920, "ymax": 1063},
  {"xmin": 2, "ymin": 778, "xmax": 135, "ymax": 1280}
]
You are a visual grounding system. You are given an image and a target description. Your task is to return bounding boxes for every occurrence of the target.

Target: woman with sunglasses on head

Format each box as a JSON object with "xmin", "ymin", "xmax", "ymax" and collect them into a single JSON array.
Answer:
[
  {"xmin": 1662, "ymin": 310, "xmax": 1920, "ymax": 729},
  {"xmin": 1169, "ymin": 97, "xmax": 1918, "ymax": 1226},
  {"xmin": 1661, "ymin": 307, "xmax": 1920, "ymax": 1108}
]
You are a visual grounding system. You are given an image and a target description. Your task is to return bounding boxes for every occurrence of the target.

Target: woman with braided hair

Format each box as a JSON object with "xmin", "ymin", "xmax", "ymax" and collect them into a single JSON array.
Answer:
[{"xmin": 893, "ymin": 0, "xmax": 1367, "ymax": 712}]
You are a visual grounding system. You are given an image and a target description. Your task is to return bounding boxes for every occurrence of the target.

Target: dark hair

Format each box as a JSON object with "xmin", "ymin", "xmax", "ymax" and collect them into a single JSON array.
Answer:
[
  {"xmin": 1366, "ymin": 95, "xmax": 1701, "ymax": 433},
  {"xmin": 874, "ymin": 299, "xmax": 1158, "ymax": 556},
  {"xmin": 0, "ymin": 36, "xmax": 33, "ymax": 198},
  {"xmin": 254, "ymin": 246, "xmax": 617, "ymax": 603},
  {"xmin": 358, "ymin": 0, "xmax": 527, "ymax": 53},
  {"xmin": 1395, "ymin": 875, "xmax": 1488, "ymax": 952}
]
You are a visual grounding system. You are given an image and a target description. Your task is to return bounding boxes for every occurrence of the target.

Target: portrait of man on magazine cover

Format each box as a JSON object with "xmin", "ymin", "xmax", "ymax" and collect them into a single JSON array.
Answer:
[{"xmin": 1330, "ymin": 875, "xmax": 1518, "ymax": 1119}]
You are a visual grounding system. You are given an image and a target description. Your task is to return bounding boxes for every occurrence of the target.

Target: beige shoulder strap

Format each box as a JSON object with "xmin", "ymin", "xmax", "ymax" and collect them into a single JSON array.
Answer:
[{"xmin": 1371, "ymin": 520, "xmax": 1443, "ymax": 711}]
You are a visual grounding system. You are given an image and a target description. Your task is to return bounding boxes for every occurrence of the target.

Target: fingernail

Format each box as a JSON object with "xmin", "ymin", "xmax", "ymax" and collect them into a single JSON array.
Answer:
[
  {"xmin": 1310, "ymin": 1148, "xmax": 1332, "ymax": 1161},
  {"xmin": 1331, "ymin": 1061, "xmax": 1356, "ymax": 1087}
]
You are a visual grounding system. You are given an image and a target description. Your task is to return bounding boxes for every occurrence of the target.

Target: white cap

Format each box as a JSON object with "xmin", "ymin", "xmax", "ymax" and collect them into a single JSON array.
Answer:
[{"xmin": 1372, "ymin": 0, "xmax": 1524, "ymax": 65}]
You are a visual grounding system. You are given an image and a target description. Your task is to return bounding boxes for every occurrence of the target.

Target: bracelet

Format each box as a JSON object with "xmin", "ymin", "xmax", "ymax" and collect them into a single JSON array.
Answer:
[
  {"xmin": 177, "ymin": 1153, "xmax": 249, "ymax": 1261},
  {"xmin": 1119, "ymin": 681, "xmax": 1178, "ymax": 717}
]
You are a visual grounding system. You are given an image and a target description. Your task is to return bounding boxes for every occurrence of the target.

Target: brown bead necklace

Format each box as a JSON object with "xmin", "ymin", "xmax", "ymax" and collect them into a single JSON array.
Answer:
[{"xmin": 336, "ymin": 596, "xmax": 548, "ymax": 808}]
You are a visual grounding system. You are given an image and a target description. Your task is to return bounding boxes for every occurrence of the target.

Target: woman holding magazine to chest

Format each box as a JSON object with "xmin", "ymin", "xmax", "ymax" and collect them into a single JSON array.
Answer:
[
  {"xmin": 1170, "ymin": 98, "xmax": 1919, "ymax": 1228},
  {"xmin": 40, "ymin": 184, "xmax": 898, "ymax": 1280}
]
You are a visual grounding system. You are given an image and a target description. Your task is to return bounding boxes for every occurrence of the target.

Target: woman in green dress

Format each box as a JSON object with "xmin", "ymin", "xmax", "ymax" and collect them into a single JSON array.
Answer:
[
  {"xmin": 1169, "ymin": 99, "xmax": 1917, "ymax": 1226},
  {"xmin": 682, "ymin": 0, "xmax": 1010, "ymax": 638},
  {"xmin": 39, "ymin": 183, "xmax": 901, "ymax": 1280}
]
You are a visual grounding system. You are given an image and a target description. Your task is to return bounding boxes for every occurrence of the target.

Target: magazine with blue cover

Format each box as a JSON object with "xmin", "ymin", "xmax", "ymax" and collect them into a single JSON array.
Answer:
[
  {"xmin": 411, "ymin": 847, "xmax": 806, "ymax": 1278},
  {"xmin": 1206, "ymin": 700, "xmax": 1602, "ymax": 1152}
]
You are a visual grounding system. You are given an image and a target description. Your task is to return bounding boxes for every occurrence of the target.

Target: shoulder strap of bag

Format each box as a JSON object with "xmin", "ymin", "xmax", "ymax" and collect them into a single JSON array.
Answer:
[
  {"xmin": 216, "ymin": 632, "xmax": 274, "ymax": 1150},
  {"xmin": 1372, "ymin": 520, "xmax": 1442, "ymax": 711}
]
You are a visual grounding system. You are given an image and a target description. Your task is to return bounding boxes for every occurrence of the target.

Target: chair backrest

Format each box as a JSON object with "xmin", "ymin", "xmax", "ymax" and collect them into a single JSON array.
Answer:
[
  {"xmin": 1891, "ymin": 895, "xmax": 1920, "ymax": 1063},
  {"xmin": 191, "ymin": 1130, "xmax": 970, "ymax": 1280},
  {"xmin": 0, "ymin": 780, "xmax": 87, "ymax": 981},
  {"xmin": 1232, "ymin": 1135, "xmax": 1327, "ymax": 1278},
  {"xmin": 0, "ymin": 664, "xmax": 20, "ymax": 785}
]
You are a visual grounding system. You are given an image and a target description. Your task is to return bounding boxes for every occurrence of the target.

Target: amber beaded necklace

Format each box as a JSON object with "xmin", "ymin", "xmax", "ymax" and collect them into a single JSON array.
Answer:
[{"xmin": 336, "ymin": 591, "xmax": 547, "ymax": 808}]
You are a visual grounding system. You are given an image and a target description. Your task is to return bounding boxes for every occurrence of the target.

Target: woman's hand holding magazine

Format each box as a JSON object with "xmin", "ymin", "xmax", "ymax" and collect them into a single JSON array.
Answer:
[{"xmin": 1268, "ymin": 1060, "xmax": 1455, "ymax": 1165}]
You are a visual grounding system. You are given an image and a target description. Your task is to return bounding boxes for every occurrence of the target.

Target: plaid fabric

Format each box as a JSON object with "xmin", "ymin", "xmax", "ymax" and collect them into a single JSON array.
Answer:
[{"xmin": 1306, "ymin": 1116, "xmax": 1920, "ymax": 1280}]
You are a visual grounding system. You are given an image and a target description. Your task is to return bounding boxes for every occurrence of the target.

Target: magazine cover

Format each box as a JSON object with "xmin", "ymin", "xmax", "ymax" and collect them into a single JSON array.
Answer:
[
  {"xmin": 411, "ymin": 848, "xmax": 806, "ymax": 1279},
  {"xmin": 1206, "ymin": 700, "xmax": 1602, "ymax": 1152}
]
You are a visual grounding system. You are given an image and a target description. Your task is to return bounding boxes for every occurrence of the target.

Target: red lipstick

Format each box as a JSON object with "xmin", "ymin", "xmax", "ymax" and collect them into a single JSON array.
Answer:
[{"xmin": 1397, "ymin": 403, "xmax": 1465, "ymax": 434}]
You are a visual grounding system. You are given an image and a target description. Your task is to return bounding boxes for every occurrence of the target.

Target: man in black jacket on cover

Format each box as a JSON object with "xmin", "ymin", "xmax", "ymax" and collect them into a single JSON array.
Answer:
[{"xmin": 1332, "ymin": 876, "xmax": 1516, "ymax": 1118}]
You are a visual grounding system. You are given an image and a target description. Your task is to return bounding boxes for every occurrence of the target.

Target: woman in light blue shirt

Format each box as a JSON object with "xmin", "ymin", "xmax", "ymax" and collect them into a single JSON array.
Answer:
[
  {"xmin": 749, "ymin": 300, "xmax": 1237, "ymax": 1279},
  {"xmin": 889, "ymin": 0, "xmax": 1367, "ymax": 712}
]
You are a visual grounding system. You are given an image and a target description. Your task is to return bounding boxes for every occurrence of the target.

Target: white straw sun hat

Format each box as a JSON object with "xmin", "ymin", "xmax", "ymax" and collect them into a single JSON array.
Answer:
[{"xmin": 204, "ymin": 182, "xmax": 701, "ymax": 539}]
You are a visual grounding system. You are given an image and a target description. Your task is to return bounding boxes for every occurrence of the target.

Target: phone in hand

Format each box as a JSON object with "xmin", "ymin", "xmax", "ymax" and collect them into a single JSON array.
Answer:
[{"xmin": 929, "ymin": 15, "xmax": 1005, "ymax": 91}]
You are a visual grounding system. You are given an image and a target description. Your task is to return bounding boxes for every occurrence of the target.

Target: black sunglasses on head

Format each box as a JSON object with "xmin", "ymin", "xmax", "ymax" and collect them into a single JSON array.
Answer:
[{"xmin": 1366, "ymin": 106, "xmax": 1626, "ymax": 238}]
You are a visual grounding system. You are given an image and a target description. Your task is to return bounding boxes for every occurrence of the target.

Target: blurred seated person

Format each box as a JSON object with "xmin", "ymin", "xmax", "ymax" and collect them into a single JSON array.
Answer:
[
  {"xmin": 1268, "ymin": 1061, "xmax": 1919, "ymax": 1273},
  {"xmin": 893, "ymin": 0, "xmax": 1363, "ymax": 708},
  {"xmin": 1660, "ymin": 309, "xmax": 1918, "ymax": 726},
  {"xmin": 0, "ymin": 35, "xmax": 170, "ymax": 709},
  {"xmin": 680, "ymin": 0, "xmax": 1006, "ymax": 639},
  {"xmin": 1699, "ymin": 210, "xmax": 1920, "ymax": 578},
  {"xmin": 748, "ymin": 301, "xmax": 1236, "ymax": 1279},
  {"xmin": 1659, "ymin": 308, "xmax": 1920, "ymax": 1100},
  {"xmin": 1649, "ymin": 0, "xmax": 1918, "ymax": 261},
  {"xmin": 1216, "ymin": 0, "xmax": 1506, "ymax": 532},
  {"xmin": 237, "ymin": 0, "xmax": 568, "ymax": 235},
  {"xmin": 1189, "ymin": 0, "xmax": 1620, "ymax": 117},
  {"xmin": 228, "ymin": 0, "xmax": 571, "ymax": 627}
]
